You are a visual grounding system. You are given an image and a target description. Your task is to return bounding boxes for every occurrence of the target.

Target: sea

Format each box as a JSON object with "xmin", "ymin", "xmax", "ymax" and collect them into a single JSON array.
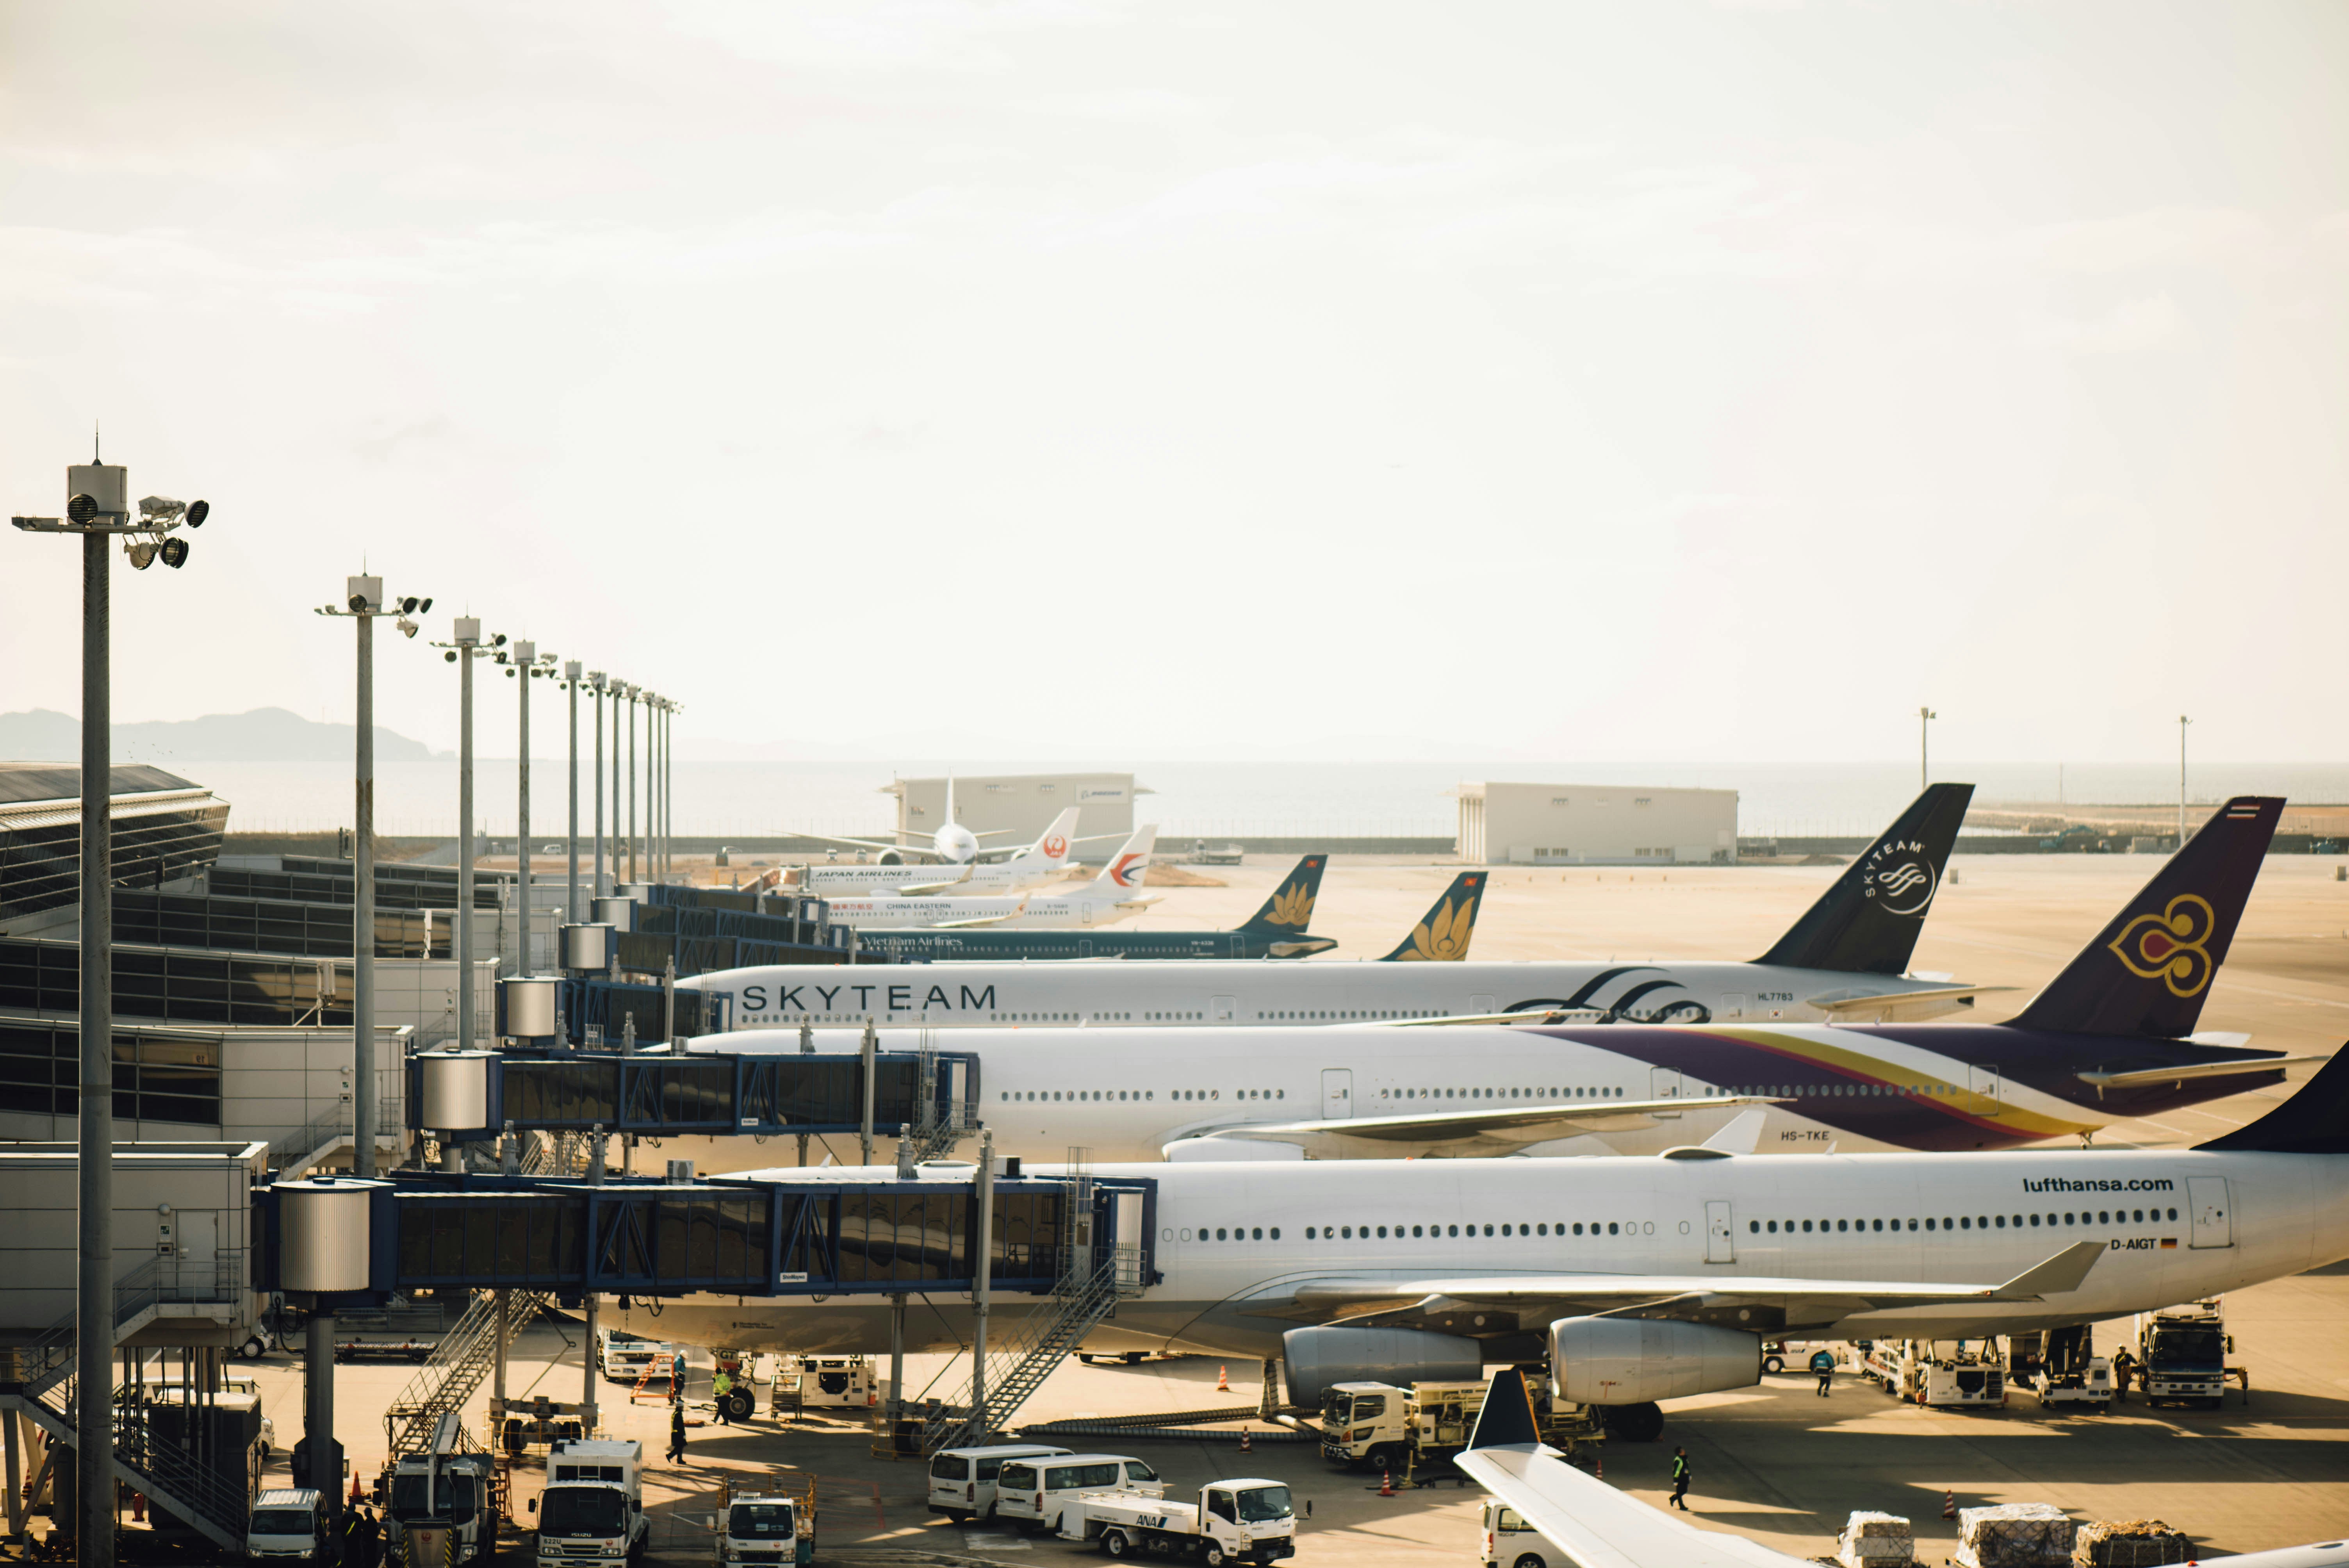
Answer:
[{"xmin": 172, "ymin": 758, "xmax": 2349, "ymax": 841}]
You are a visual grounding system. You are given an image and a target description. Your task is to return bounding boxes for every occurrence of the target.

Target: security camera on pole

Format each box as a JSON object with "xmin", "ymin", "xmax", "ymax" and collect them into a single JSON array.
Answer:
[
  {"xmin": 13, "ymin": 447, "xmax": 213, "ymax": 1568},
  {"xmin": 315, "ymin": 579, "xmax": 431, "ymax": 1180}
]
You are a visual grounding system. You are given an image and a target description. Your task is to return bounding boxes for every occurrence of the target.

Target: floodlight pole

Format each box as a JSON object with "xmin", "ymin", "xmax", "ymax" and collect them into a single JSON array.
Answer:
[
  {"xmin": 515, "ymin": 640, "xmax": 537, "ymax": 976},
  {"xmin": 1918, "ymin": 706, "xmax": 1937, "ymax": 790},
  {"xmin": 566, "ymin": 663, "xmax": 582, "ymax": 923},
  {"xmin": 2179, "ymin": 716, "xmax": 2191, "ymax": 850},
  {"xmin": 14, "ymin": 454, "xmax": 212, "ymax": 1568},
  {"xmin": 433, "ymin": 621, "xmax": 490, "ymax": 1054},
  {"xmin": 78, "ymin": 523, "xmax": 114, "ymax": 1563},
  {"xmin": 356, "ymin": 606, "xmax": 374, "ymax": 1173},
  {"xmin": 591, "ymin": 674, "xmax": 607, "ymax": 898},
  {"xmin": 626, "ymin": 687, "xmax": 638, "ymax": 886},
  {"xmin": 665, "ymin": 701, "xmax": 677, "ymax": 882},
  {"xmin": 607, "ymin": 681, "xmax": 622, "ymax": 895}
]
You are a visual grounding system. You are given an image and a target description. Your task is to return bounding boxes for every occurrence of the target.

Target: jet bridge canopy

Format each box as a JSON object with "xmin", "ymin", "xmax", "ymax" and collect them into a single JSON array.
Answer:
[{"xmin": 254, "ymin": 1169, "xmax": 1158, "ymax": 1305}]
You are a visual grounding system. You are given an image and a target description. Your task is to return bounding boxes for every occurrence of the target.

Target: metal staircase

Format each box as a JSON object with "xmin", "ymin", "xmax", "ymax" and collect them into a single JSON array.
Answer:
[
  {"xmin": 916, "ymin": 1244, "xmax": 1141, "ymax": 1452},
  {"xmin": 382, "ymin": 1287, "xmax": 551, "ymax": 1457},
  {"xmin": 900, "ymin": 1045, "xmax": 971, "ymax": 1164},
  {"xmin": 0, "ymin": 1257, "xmax": 260, "ymax": 1552}
]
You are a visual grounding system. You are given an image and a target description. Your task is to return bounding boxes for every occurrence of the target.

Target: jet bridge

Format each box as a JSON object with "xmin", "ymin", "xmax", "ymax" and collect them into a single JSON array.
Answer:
[
  {"xmin": 408, "ymin": 1045, "xmax": 979, "ymax": 1143},
  {"xmin": 252, "ymin": 1168, "xmax": 1160, "ymax": 1305}
]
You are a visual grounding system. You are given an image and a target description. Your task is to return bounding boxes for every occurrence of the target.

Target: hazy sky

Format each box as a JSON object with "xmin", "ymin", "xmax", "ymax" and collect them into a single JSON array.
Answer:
[{"xmin": 3, "ymin": 1, "xmax": 2343, "ymax": 764}]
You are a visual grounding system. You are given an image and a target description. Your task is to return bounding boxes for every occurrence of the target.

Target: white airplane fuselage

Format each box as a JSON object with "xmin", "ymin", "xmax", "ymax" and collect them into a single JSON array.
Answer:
[
  {"xmin": 823, "ymin": 890, "xmax": 1145, "ymax": 931},
  {"xmin": 604, "ymin": 1144, "xmax": 2349, "ymax": 1364},
  {"xmin": 686, "ymin": 958, "xmax": 1969, "ymax": 1032}
]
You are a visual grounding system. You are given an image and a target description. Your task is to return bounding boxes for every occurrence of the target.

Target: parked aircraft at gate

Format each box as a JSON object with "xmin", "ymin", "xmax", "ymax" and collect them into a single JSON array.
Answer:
[
  {"xmin": 613, "ymin": 1044, "xmax": 2349, "ymax": 1458},
  {"xmin": 672, "ymin": 796, "xmax": 2301, "ymax": 1168},
  {"xmin": 792, "ymin": 808, "xmax": 1084, "ymax": 897},
  {"xmin": 686, "ymin": 786, "xmax": 1983, "ymax": 1030}
]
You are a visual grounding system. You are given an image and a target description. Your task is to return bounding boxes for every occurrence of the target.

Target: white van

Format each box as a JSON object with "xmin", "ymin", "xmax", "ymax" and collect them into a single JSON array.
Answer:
[
  {"xmin": 596, "ymin": 1329, "xmax": 679, "ymax": 1385},
  {"xmin": 926, "ymin": 1444, "xmax": 1073, "ymax": 1524},
  {"xmin": 246, "ymin": 1488, "xmax": 328, "ymax": 1562},
  {"xmin": 995, "ymin": 1454, "xmax": 1162, "ymax": 1537}
]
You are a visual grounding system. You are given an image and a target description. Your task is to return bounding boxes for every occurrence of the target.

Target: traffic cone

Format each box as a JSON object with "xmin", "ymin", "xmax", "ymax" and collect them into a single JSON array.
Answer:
[
  {"xmin": 1239, "ymin": 1430, "xmax": 1252, "ymax": 1454},
  {"xmin": 1594, "ymin": 1456, "xmax": 1602, "ymax": 1481},
  {"xmin": 1379, "ymin": 1470, "xmax": 1396, "ymax": 1498},
  {"xmin": 1943, "ymin": 1490, "xmax": 1957, "ymax": 1520},
  {"xmin": 1217, "ymin": 1365, "xmax": 1231, "ymax": 1392}
]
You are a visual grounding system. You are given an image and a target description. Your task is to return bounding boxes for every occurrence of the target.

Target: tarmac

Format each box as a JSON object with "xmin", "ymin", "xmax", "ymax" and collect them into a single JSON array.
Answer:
[{"xmin": 71, "ymin": 852, "xmax": 2349, "ymax": 1560}]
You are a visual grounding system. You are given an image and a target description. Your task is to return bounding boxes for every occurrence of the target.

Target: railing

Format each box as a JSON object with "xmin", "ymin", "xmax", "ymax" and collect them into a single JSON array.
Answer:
[
  {"xmin": 383, "ymin": 1287, "xmax": 551, "ymax": 1457},
  {"xmin": 109, "ymin": 1401, "xmax": 254, "ymax": 1546},
  {"xmin": 2, "ymin": 1251, "xmax": 251, "ymax": 1398},
  {"xmin": 915, "ymin": 1245, "xmax": 1132, "ymax": 1453}
]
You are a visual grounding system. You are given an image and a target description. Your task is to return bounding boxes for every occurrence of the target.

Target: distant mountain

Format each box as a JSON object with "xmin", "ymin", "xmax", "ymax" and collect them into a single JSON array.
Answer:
[{"xmin": 0, "ymin": 707, "xmax": 446, "ymax": 763}]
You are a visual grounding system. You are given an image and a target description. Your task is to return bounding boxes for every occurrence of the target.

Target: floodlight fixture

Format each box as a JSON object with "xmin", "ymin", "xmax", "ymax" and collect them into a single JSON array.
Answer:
[
  {"xmin": 349, "ymin": 593, "xmax": 368, "ymax": 612},
  {"xmin": 126, "ymin": 540, "xmax": 157, "ymax": 570},
  {"xmin": 400, "ymin": 596, "xmax": 419, "ymax": 614},
  {"xmin": 446, "ymin": 651, "xmax": 458, "ymax": 663},
  {"xmin": 67, "ymin": 493, "xmax": 98, "ymax": 524},
  {"xmin": 492, "ymin": 633, "xmax": 508, "ymax": 648},
  {"xmin": 138, "ymin": 495, "xmax": 187, "ymax": 522},
  {"xmin": 418, "ymin": 597, "xmax": 432, "ymax": 612},
  {"xmin": 159, "ymin": 538, "xmax": 188, "ymax": 569},
  {"xmin": 185, "ymin": 499, "xmax": 209, "ymax": 527},
  {"xmin": 397, "ymin": 617, "xmax": 419, "ymax": 639}
]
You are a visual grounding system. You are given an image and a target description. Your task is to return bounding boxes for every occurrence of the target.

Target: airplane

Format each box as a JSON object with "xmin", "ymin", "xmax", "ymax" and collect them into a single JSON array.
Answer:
[
  {"xmin": 681, "ymin": 798, "xmax": 2304, "ymax": 1165},
  {"xmin": 838, "ymin": 854, "xmax": 1357, "ymax": 962},
  {"xmin": 684, "ymin": 784, "xmax": 1983, "ymax": 1030},
  {"xmin": 606, "ymin": 1040, "xmax": 2349, "ymax": 1463},
  {"xmin": 792, "ymin": 808, "xmax": 1085, "ymax": 898},
  {"xmin": 792, "ymin": 778, "xmax": 1123, "ymax": 868},
  {"xmin": 1457, "ymin": 1367, "xmax": 2349, "ymax": 1568},
  {"xmin": 816, "ymin": 828, "xmax": 1159, "ymax": 931}
]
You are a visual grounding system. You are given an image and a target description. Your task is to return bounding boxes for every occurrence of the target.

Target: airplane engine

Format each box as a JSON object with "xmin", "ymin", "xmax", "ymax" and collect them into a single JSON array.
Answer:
[
  {"xmin": 1549, "ymin": 1315, "xmax": 1761, "ymax": 1406},
  {"xmin": 876, "ymin": 850, "xmax": 904, "ymax": 865},
  {"xmin": 1281, "ymin": 1326, "xmax": 1482, "ymax": 1406}
]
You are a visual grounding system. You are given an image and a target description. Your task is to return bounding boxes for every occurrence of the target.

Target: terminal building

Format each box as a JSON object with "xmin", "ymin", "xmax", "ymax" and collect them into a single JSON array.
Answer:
[
  {"xmin": 883, "ymin": 771, "xmax": 1152, "ymax": 851},
  {"xmin": 1451, "ymin": 781, "xmax": 1738, "ymax": 866}
]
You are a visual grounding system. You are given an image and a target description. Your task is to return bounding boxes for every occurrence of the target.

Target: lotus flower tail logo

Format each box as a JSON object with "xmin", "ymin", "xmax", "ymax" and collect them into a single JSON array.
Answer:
[
  {"xmin": 1264, "ymin": 881, "xmax": 1317, "ymax": 928},
  {"xmin": 2107, "ymin": 893, "xmax": 2218, "ymax": 997},
  {"xmin": 1398, "ymin": 895, "xmax": 1476, "ymax": 961}
]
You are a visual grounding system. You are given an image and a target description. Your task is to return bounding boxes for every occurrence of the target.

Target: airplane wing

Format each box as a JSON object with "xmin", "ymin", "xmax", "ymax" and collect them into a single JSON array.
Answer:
[
  {"xmin": 1457, "ymin": 1369, "xmax": 1808, "ymax": 1568},
  {"xmin": 1266, "ymin": 939, "xmax": 1338, "ymax": 958},
  {"xmin": 930, "ymin": 916, "xmax": 1022, "ymax": 928},
  {"xmin": 892, "ymin": 877, "xmax": 974, "ymax": 895},
  {"xmin": 1168, "ymin": 1094, "xmax": 1774, "ymax": 1158},
  {"xmin": 2076, "ymin": 1054, "xmax": 2321, "ymax": 1090},
  {"xmin": 1806, "ymin": 984, "xmax": 2018, "ymax": 1016},
  {"xmin": 1258, "ymin": 1242, "xmax": 2105, "ymax": 1333},
  {"xmin": 791, "ymin": 830, "xmax": 938, "ymax": 856}
]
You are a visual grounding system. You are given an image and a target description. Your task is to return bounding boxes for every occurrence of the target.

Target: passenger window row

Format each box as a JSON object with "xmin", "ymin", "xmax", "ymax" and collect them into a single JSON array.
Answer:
[
  {"xmin": 1255, "ymin": 1010, "xmax": 1440, "ymax": 1020},
  {"xmin": 1380, "ymin": 1086, "xmax": 1624, "ymax": 1101},
  {"xmin": 995, "ymin": 1088, "xmax": 1289, "ymax": 1103},
  {"xmin": 1300, "ymin": 1221, "xmax": 1643, "ymax": 1239},
  {"xmin": 1749, "ymin": 1206, "xmax": 2181, "ymax": 1235},
  {"xmin": 1171, "ymin": 1226, "xmax": 1284, "ymax": 1241}
]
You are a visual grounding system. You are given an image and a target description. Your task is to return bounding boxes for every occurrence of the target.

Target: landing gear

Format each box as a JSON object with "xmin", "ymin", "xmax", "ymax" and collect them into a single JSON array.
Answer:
[
  {"xmin": 720, "ymin": 1389, "xmax": 754, "ymax": 1422},
  {"xmin": 1600, "ymin": 1402, "xmax": 1664, "ymax": 1443}
]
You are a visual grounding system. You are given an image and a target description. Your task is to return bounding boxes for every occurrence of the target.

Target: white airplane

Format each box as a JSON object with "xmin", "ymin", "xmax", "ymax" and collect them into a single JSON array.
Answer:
[
  {"xmin": 611, "ymin": 1047, "xmax": 2349, "ymax": 1460},
  {"xmin": 793, "ymin": 778, "xmax": 1122, "ymax": 869},
  {"xmin": 818, "ymin": 828, "xmax": 1158, "ymax": 930},
  {"xmin": 1457, "ymin": 1367, "xmax": 2349, "ymax": 1568},
  {"xmin": 678, "ymin": 796, "xmax": 2300, "ymax": 1166},
  {"xmin": 690, "ymin": 785, "xmax": 1990, "ymax": 1030},
  {"xmin": 793, "ymin": 808, "xmax": 1084, "ymax": 897}
]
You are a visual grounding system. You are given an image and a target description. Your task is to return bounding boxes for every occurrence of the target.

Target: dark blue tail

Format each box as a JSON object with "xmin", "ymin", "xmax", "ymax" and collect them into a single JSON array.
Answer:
[
  {"xmin": 1239, "ymin": 856, "xmax": 1328, "ymax": 933},
  {"xmin": 2010, "ymin": 796, "xmax": 2281, "ymax": 1038},
  {"xmin": 1755, "ymin": 784, "xmax": 1973, "ymax": 975},
  {"xmin": 2198, "ymin": 1045, "xmax": 2349, "ymax": 1153}
]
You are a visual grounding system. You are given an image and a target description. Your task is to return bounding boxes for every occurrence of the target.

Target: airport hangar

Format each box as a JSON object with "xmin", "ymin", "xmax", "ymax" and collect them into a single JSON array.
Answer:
[
  {"xmin": 884, "ymin": 771, "xmax": 1152, "ymax": 848},
  {"xmin": 1451, "ymin": 781, "xmax": 1738, "ymax": 866}
]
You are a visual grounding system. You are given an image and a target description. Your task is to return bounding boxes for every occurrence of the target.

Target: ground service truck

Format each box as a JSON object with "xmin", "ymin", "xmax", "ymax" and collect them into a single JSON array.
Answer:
[
  {"xmin": 532, "ymin": 1438, "xmax": 649, "ymax": 1566},
  {"xmin": 1320, "ymin": 1379, "xmax": 1602, "ymax": 1475},
  {"xmin": 1073, "ymin": 1479, "xmax": 1297, "ymax": 1563},
  {"xmin": 2135, "ymin": 1301, "xmax": 2231, "ymax": 1408},
  {"xmin": 714, "ymin": 1477, "xmax": 816, "ymax": 1567},
  {"xmin": 383, "ymin": 1417, "xmax": 500, "ymax": 1568}
]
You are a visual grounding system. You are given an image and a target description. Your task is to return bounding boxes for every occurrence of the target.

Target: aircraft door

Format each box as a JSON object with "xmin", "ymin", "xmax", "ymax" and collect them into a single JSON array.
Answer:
[
  {"xmin": 1650, "ymin": 1067, "xmax": 1684, "ymax": 1099},
  {"xmin": 1968, "ymin": 1064, "xmax": 2004, "ymax": 1116},
  {"xmin": 2188, "ymin": 1177, "xmax": 2233, "ymax": 1248},
  {"xmin": 1705, "ymin": 1200, "xmax": 1735, "ymax": 1263},
  {"xmin": 1212, "ymin": 995, "xmax": 1237, "ymax": 1023},
  {"xmin": 1230, "ymin": 935, "xmax": 1246, "ymax": 959},
  {"xmin": 1078, "ymin": 939, "xmax": 1093, "ymax": 959},
  {"xmin": 1470, "ymin": 994, "xmax": 1497, "ymax": 1017},
  {"xmin": 1719, "ymin": 994, "xmax": 1746, "ymax": 1021},
  {"xmin": 1321, "ymin": 1069, "xmax": 1353, "ymax": 1119}
]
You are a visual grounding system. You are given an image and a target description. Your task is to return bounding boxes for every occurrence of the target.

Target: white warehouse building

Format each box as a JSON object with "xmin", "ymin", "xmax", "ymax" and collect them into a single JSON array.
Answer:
[
  {"xmin": 884, "ymin": 772, "xmax": 1153, "ymax": 855},
  {"xmin": 1452, "ymin": 782, "xmax": 1738, "ymax": 866}
]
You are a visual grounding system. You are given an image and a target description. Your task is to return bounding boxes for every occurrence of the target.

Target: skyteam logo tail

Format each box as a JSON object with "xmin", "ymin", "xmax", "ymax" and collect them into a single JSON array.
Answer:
[
  {"xmin": 1757, "ymin": 782, "xmax": 1973, "ymax": 976},
  {"xmin": 2013, "ymin": 796, "xmax": 2281, "ymax": 1037},
  {"xmin": 1382, "ymin": 872, "xmax": 1485, "ymax": 961},
  {"xmin": 1240, "ymin": 855, "xmax": 1328, "ymax": 931}
]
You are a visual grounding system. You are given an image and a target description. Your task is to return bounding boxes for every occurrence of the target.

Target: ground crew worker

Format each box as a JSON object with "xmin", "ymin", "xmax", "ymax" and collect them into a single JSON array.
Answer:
[
  {"xmin": 2113, "ymin": 1348, "xmax": 2136, "ymax": 1403},
  {"xmin": 343, "ymin": 1502, "xmax": 372, "ymax": 1567},
  {"xmin": 1811, "ymin": 1348, "xmax": 1836, "ymax": 1396},
  {"xmin": 1669, "ymin": 1447, "xmax": 1691, "ymax": 1511},
  {"xmin": 713, "ymin": 1367, "xmax": 735, "ymax": 1425},
  {"xmin": 668, "ymin": 1393, "xmax": 688, "ymax": 1463}
]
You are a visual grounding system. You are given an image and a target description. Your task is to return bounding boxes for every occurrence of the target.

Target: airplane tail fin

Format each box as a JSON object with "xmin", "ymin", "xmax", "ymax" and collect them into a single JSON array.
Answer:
[
  {"xmin": 2009, "ymin": 796, "xmax": 2283, "ymax": 1037},
  {"xmin": 1092, "ymin": 825, "xmax": 1158, "ymax": 892},
  {"xmin": 1239, "ymin": 855, "xmax": 1328, "ymax": 932},
  {"xmin": 1381, "ymin": 871, "xmax": 1486, "ymax": 961},
  {"xmin": 1755, "ymin": 783, "xmax": 1974, "ymax": 975},
  {"xmin": 1016, "ymin": 807, "xmax": 1083, "ymax": 869},
  {"xmin": 2196, "ymin": 1043, "xmax": 2349, "ymax": 1153}
]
